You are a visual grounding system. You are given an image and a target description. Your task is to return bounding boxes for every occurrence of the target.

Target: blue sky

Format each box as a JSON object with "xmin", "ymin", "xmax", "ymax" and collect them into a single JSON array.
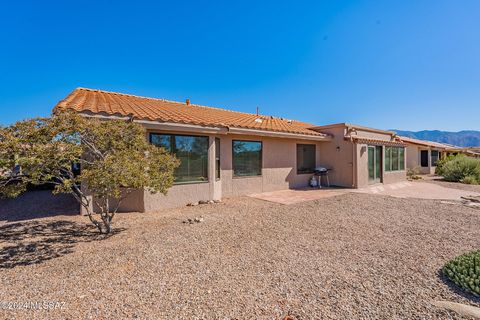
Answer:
[{"xmin": 0, "ymin": 1, "xmax": 479, "ymax": 131}]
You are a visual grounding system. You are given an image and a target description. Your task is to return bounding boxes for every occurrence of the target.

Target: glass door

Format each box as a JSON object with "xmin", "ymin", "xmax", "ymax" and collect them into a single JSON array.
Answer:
[{"xmin": 368, "ymin": 146, "xmax": 382, "ymax": 184}]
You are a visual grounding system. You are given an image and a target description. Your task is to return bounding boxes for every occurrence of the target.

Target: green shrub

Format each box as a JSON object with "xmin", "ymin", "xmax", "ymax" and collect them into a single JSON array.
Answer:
[
  {"xmin": 443, "ymin": 250, "xmax": 480, "ymax": 296},
  {"xmin": 435, "ymin": 154, "xmax": 464, "ymax": 176},
  {"xmin": 441, "ymin": 156, "xmax": 480, "ymax": 183},
  {"xmin": 461, "ymin": 175, "xmax": 479, "ymax": 185}
]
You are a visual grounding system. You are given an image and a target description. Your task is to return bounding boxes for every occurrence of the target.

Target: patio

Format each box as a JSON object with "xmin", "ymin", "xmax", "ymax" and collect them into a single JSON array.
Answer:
[{"xmin": 248, "ymin": 181, "xmax": 480, "ymax": 204}]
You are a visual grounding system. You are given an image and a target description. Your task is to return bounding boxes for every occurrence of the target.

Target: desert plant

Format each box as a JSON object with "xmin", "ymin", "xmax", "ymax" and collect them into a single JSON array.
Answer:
[
  {"xmin": 441, "ymin": 156, "xmax": 480, "ymax": 184},
  {"xmin": 461, "ymin": 175, "xmax": 479, "ymax": 185},
  {"xmin": 0, "ymin": 111, "xmax": 179, "ymax": 234},
  {"xmin": 435, "ymin": 154, "xmax": 464, "ymax": 176},
  {"xmin": 443, "ymin": 250, "xmax": 480, "ymax": 296},
  {"xmin": 407, "ymin": 166, "xmax": 422, "ymax": 180}
]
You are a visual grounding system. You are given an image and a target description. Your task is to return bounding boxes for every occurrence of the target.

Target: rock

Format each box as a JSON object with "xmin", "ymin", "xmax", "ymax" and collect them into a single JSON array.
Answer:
[
  {"xmin": 213, "ymin": 199, "xmax": 222, "ymax": 203},
  {"xmin": 186, "ymin": 202, "xmax": 198, "ymax": 206},
  {"xmin": 207, "ymin": 200, "xmax": 214, "ymax": 204},
  {"xmin": 198, "ymin": 200, "xmax": 209, "ymax": 205},
  {"xmin": 432, "ymin": 301, "xmax": 480, "ymax": 318}
]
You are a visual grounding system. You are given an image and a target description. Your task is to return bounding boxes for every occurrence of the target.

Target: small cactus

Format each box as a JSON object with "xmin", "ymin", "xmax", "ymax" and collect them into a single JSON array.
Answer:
[{"xmin": 443, "ymin": 250, "xmax": 480, "ymax": 296}]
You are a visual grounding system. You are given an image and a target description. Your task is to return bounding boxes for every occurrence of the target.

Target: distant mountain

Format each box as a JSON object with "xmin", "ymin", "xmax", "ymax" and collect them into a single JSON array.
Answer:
[{"xmin": 391, "ymin": 130, "xmax": 480, "ymax": 147}]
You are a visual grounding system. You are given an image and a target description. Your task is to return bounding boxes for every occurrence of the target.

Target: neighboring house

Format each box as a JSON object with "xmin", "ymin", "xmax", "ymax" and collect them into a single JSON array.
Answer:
[
  {"xmin": 54, "ymin": 88, "xmax": 407, "ymax": 212},
  {"xmin": 444, "ymin": 147, "xmax": 480, "ymax": 158},
  {"xmin": 400, "ymin": 137, "xmax": 452, "ymax": 174}
]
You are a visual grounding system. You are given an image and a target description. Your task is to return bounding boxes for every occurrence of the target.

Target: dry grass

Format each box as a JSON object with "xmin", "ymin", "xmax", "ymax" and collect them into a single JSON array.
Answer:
[{"xmin": 1, "ymin": 192, "xmax": 479, "ymax": 319}]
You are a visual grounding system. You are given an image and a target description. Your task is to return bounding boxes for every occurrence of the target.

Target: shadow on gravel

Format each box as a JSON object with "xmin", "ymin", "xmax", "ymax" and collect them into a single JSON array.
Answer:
[
  {"xmin": 0, "ymin": 191, "xmax": 80, "ymax": 223},
  {"xmin": 438, "ymin": 269, "xmax": 480, "ymax": 304},
  {"xmin": 0, "ymin": 220, "xmax": 124, "ymax": 269}
]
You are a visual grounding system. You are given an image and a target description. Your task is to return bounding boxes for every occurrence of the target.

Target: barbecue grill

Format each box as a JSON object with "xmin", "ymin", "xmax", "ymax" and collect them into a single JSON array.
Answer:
[{"xmin": 314, "ymin": 166, "xmax": 331, "ymax": 188}]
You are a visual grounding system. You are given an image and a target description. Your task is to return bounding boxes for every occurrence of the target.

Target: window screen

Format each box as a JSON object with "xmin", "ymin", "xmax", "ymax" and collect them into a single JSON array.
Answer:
[
  {"xmin": 150, "ymin": 133, "xmax": 208, "ymax": 183},
  {"xmin": 232, "ymin": 140, "xmax": 262, "ymax": 177},
  {"xmin": 385, "ymin": 147, "xmax": 405, "ymax": 172},
  {"xmin": 215, "ymin": 138, "xmax": 220, "ymax": 180},
  {"xmin": 297, "ymin": 144, "xmax": 316, "ymax": 174},
  {"xmin": 431, "ymin": 150, "xmax": 439, "ymax": 166},
  {"xmin": 420, "ymin": 150, "xmax": 429, "ymax": 167}
]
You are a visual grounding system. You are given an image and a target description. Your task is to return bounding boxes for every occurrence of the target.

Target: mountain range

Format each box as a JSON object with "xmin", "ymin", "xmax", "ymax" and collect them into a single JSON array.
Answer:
[{"xmin": 391, "ymin": 130, "xmax": 480, "ymax": 147}]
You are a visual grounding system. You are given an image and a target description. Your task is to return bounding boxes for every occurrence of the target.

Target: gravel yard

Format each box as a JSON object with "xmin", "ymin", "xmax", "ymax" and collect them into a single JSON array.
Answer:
[{"xmin": 1, "ymin": 192, "xmax": 480, "ymax": 319}]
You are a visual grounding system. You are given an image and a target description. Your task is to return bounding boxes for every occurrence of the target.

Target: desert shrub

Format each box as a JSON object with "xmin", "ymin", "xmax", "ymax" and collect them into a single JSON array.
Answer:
[
  {"xmin": 443, "ymin": 250, "xmax": 480, "ymax": 296},
  {"xmin": 461, "ymin": 175, "xmax": 479, "ymax": 185},
  {"xmin": 407, "ymin": 167, "xmax": 421, "ymax": 180},
  {"xmin": 0, "ymin": 111, "xmax": 179, "ymax": 234},
  {"xmin": 441, "ymin": 156, "xmax": 480, "ymax": 184},
  {"xmin": 435, "ymin": 154, "xmax": 464, "ymax": 176}
]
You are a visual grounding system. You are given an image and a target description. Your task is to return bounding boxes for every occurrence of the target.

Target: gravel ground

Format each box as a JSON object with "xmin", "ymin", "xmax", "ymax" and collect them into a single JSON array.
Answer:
[{"xmin": 1, "ymin": 193, "xmax": 479, "ymax": 319}]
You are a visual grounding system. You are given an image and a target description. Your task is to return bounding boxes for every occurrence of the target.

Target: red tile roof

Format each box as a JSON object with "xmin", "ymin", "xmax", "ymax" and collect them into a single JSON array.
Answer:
[
  {"xmin": 348, "ymin": 136, "xmax": 406, "ymax": 147},
  {"xmin": 54, "ymin": 88, "xmax": 328, "ymax": 137}
]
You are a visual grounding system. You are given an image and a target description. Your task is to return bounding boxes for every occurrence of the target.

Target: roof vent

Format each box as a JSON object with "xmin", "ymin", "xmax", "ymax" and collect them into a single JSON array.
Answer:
[{"xmin": 186, "ymin": 99, "xmax": 190, "ymax": 106}]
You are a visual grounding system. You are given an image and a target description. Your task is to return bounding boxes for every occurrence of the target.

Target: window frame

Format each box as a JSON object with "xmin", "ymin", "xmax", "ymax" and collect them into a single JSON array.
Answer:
[
  {"xmin": 385, "ymin": 146, "xmax": 405, "ymax": 172},
  {"xmin": 149, "ymin": 132, "xmax": 209, "ymax": 184},
  {"xmin": 420, "ymin": 150, "xmax": 429, "ymax": 167},
  {"xmin": 296, "ymin": 144, "xmax": 316, "ymax": 174},
  {"xmin": 215, "ymin": 137, "xmax": 220, "ymax": 181},
  {"xmin": 431, "ymin": 150, "xmax": 440, "ymax": 167},
  {"xmin": 232, "ymin": 140, "xmax": 263, "ymax": 178}
]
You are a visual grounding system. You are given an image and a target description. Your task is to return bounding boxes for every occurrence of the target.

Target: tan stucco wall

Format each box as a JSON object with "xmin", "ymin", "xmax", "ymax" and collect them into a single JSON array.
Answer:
[
  {"xmin": 107, "ymin": 124, "xmax": 407, "ymax": 213},
  {"xmin": 405, "ymin": 144, "xmax": 438, "ymax": 175},
  {"xmin": 138, "ymin": 129, "xmax": 332, "ymax": 211},
  {"xmin": 354, "ymin": 143, "xmax": 406, "ymax": 188},
  {"xmin": 316, "ymin": 127, "xmax": 355, "ymax": 188},
  {"xmin": 220, "ymin": 134, "xmax": 327, "ymax": 198},
  {"xmin": 356, "ymin": 144, "xmax": 370, "ymax": 188}
]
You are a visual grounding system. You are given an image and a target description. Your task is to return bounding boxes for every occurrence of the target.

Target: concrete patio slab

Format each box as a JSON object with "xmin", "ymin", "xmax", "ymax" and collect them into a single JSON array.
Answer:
[
  {"xmin": 249, "ymin": 188, "xmax": 348, "ymax": 205},
  {"xmin": 351, "ymin": 181, "xmax": 480, "ymax": 200}
]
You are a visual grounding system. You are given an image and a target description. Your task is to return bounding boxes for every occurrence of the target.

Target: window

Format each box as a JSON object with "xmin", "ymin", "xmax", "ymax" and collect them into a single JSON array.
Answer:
[
  {"xmin": 420, "ymin": 150, "xmax": 429, "ymax": 167},
  {"xmin": 215, "ymin": 138, "xmax": 220, "ymax": 180},
  {"xmin": 392, "ymin": 147, "xmax": 399, "ymax": 171},
  {"xmin": 399, "ymin": 147, "xmax": 405, "ymax": 170},
  {"xmin": 385, "ymin": 147, "xmax": 391, "ymax": 173},
  {"xmin": 296, "ymin": 144, "xmax": 316, "ymax": 174},
  {"xmin": 232, "ymin": 140, "xmax": 262, "ymax": 177},
  {"xmin": 385, "ymin": 147, "xmax": 405, "ymax": 172},
  {"xmin": 431, "ymin": 150, "xmax": 439, "ymax": 166},
  {"xmin": 150, "ymin": 133, "xmax": 208, "ymax": 183}
]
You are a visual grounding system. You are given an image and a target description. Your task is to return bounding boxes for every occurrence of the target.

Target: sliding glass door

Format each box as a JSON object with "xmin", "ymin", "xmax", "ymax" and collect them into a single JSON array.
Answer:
[{"xmin": 368, "ymin": 146, "xmax": 382, "ymax": 184}]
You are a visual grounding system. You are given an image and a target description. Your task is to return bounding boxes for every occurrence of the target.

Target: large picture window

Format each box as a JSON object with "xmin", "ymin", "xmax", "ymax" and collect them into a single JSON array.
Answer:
[
  {"xmin": 233, "ymin": 140, "xmax": 262, "ymax": 177},
  {"xmin": 150, "ymin": 133, "xmax": 208, "ymax": 183},
  {"xmin": 297, "ymin": 144, "xmax": 316, "ymax": 174},
  {"xmin": 385, "ymin": 147, "xmax": 405, "ymax": 172}
]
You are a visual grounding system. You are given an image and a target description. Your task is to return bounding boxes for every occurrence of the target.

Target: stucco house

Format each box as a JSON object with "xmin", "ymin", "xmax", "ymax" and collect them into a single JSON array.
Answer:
[
  {"xmin": 400, "ymin": 136, "xmax": 453, "ymax": 174},
  {"xmin": 54, "ymin": 88, "xmax": 407, "ymax": 212}
]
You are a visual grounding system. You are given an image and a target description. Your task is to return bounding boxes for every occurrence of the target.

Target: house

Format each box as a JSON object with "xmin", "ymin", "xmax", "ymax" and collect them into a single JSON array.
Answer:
[
  {"xmin": 400, "ymin": 136, "xmax": 454, "ymax": 174},
  {"xmin": 444, "ymin": 147, "xmax": 480, "ymax": 158},
  {"xmin": 54, "ymin": 88, "xmax": 407, "ymax": 212}
]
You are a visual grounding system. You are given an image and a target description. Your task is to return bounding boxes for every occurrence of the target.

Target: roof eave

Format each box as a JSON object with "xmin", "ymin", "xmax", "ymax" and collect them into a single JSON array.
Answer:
[{"xmin": 77, "ymin": 112, "xmax": 332, "ymax": 141}]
